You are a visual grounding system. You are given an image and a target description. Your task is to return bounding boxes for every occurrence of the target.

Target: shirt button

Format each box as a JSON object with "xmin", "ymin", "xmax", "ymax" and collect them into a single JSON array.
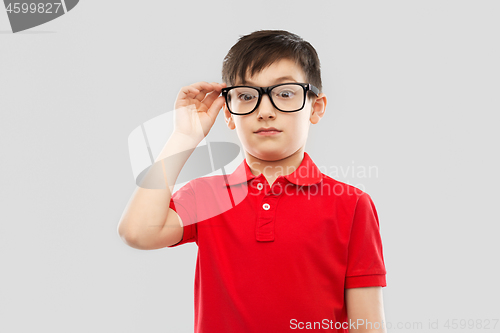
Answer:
[
  {"xmin": 257, "ymin": 183, "xmax": 263, "ymax": 190},
  {"xmin": 262, "ymin": 203, "xmax": 270, "ymax": 210}
]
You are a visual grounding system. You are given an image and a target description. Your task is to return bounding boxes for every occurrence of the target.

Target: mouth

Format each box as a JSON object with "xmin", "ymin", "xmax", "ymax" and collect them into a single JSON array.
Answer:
[
  {"xmin": 254, "ymin": 127, "xmax": 282, "ymax": 134},
  {"xmin": 255, "ymin": 130, "xmax": 282, "ymax": 136}
]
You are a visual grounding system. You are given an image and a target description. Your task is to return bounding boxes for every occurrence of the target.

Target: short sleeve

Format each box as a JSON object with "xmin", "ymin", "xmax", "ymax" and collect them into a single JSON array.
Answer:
[
  {"xmin": 345, "ymin": 193, "xmax": 387, "ymax": 288},
  {"xmin": 167, "ymin": 182, "xmax": 197, "ymax": 248}
]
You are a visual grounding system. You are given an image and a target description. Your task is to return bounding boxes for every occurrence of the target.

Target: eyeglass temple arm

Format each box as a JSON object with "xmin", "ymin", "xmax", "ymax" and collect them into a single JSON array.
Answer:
[{"xmin": 308, "ymin": 84, "xmax": 320, "ymax": 96}]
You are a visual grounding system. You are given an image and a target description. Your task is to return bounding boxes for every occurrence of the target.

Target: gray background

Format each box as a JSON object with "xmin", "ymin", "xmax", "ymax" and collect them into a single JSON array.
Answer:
[{"xmin": 1, "ymin": 1, "xmax": 499, "ymax": 332}]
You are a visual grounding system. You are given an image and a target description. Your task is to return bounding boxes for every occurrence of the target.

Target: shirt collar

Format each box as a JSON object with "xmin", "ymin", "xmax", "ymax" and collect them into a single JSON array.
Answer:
[{"xmin": 224, "ymin": 152, "xmax": 323, "ymax": 187}]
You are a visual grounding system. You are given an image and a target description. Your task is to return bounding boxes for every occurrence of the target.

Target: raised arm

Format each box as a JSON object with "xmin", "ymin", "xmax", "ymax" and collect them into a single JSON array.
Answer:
[{"xmin": 117, "ymin": 82, "xmax": 226, "ymax": 249}]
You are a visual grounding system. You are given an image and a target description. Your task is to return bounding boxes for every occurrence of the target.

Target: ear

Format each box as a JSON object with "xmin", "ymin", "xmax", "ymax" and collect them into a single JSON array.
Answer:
[
  {"xmin": 310, "ymin": 93, "xmax": 327, "ymax": 125},
  {"xmin": 223, "ymin": 104, "xmax": 236, "ymax": 130}
]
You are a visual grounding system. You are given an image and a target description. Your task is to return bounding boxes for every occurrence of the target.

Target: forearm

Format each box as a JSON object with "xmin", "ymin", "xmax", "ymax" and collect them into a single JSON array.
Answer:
[{"xmin": 117, "ymin": 131, "xmax": 200, "ymax": 239}]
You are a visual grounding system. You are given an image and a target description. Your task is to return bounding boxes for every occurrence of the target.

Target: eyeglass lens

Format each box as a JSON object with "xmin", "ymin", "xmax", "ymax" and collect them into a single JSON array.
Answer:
[{"xmin": 227, "ymin": 84, "xmax": 304, "ymax": 114}]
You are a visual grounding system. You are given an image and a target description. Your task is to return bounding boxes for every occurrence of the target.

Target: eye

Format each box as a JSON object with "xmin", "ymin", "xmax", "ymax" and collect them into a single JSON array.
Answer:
[
  {"xmin": 237, "ymin": 93, "xmax": 256, "ymax": 102},
  {"xmin": 276, "ymin": 90, "xmax": 295, "ymax": 99}
]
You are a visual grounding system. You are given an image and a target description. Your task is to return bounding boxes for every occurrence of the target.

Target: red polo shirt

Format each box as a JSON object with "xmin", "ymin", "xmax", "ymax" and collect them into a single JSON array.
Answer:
[{"xmin": 168, "ymin": 152, "xmax": 387, "ymax": 332}]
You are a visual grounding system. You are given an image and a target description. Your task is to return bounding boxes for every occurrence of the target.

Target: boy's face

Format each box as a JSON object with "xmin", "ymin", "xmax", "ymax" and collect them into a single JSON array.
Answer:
[{"xmin": 223, "ymin": 58, "xmax": 327, "ymax": 162}]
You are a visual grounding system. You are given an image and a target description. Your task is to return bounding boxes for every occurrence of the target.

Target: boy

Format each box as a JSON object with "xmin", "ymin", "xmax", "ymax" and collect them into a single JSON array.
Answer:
[{"xmin": 118, "ymin": 30, "xmax": 387, "ymax": 332}]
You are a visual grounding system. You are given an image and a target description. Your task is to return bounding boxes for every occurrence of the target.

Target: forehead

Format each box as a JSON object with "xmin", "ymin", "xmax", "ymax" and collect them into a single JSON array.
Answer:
[{"xmin": 238, "ymin": 58, "xmax": 307, "ymax": 86}]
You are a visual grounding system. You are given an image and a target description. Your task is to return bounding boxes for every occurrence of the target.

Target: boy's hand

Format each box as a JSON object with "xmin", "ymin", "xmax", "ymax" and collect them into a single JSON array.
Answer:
[{"xmin": 173, "ymin": 81, "xmax": 227, "ymax": 143}]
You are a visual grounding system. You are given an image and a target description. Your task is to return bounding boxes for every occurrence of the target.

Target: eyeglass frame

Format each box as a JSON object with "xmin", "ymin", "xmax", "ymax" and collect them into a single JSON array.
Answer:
[{"xmin": 221, "ymin": 82, "xmax": 320, "ymax": 116}]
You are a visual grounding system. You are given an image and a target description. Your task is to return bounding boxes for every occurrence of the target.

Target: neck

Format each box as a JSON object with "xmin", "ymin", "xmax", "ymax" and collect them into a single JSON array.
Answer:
[{"xmin": 244, "ymin": 148, "xmax": 305, "ymax": 186}]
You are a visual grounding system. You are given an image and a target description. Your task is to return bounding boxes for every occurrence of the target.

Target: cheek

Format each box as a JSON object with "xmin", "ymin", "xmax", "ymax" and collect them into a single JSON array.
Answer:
[
  {"xmin": 289, "ymin": 114, "xmax": 310, "ymax": 132},
  {"xmin": 234, "ymin": 119, "xmax": 252, "ymax": 140}
]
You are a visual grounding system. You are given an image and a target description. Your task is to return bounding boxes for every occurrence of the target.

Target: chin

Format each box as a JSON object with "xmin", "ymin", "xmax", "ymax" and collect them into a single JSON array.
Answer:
[{"xmin": 249, "ymin": 148, "xmax": 290, "ymax": 162}]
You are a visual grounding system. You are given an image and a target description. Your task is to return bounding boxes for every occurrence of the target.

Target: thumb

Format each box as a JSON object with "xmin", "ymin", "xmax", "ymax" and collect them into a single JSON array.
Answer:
[{"xmin": 206, "ymin": 96, "xmax": 226, "ymax": 120}]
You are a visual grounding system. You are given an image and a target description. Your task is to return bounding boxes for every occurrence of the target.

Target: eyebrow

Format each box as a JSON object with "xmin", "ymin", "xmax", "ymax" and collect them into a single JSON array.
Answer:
[{"xmin": 242, "ymin": 76, "xmax": 298, "ymax": 86}]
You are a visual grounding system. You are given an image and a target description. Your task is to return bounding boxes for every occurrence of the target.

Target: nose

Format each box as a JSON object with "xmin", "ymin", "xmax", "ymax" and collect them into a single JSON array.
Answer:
[{"xmin": 256, "ymin": 94, "xmax": 277, "ymax": 119}]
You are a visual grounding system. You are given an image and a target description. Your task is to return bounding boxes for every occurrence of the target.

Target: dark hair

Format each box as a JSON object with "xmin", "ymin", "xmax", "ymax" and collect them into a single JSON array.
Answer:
[{"xmin": 221, "ymin": 30, "xmax": 322, "ymax": 94}]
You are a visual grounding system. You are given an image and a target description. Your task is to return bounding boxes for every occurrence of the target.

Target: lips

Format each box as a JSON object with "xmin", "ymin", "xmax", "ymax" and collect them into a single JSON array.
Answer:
[{"xmin": 255, "ymin": 127, "xmax": 282, "ymax": 133}]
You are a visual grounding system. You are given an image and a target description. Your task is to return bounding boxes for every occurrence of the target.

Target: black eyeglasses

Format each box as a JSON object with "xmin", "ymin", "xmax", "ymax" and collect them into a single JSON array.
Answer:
[{"xmin": 221, "ymin": 82, "xmax": 319, "ymax": 115}]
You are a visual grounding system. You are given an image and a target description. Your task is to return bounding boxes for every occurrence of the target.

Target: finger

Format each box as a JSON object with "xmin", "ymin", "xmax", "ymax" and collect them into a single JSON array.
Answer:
[
  {"xmin": 206, "ymin": 95, "xmax": 226, "ymax": 120},
  {"xmin": 177, "ymin": 82, "xmax": 220, "ymax": 108},
  {"xmin": 177, "ymin": 82, "xmax": 210, "ymax": 100},
  {"xmin": 194, "ymin": 81, "xmax": 224, "ymax": 102},
  {"xmin": 178, "ymin": 85, "xmax": 202, "ymax": 100},
  {"xmin": 201, "ymin": 85, "xmax": 224, "ymax": 109},
  {"xmin": 213, "ymin": 82, "xmax": 227, "ymax": 89},
  {"xmin": 211, "ymin": 82, "xmax": 227, "ymax": 92},
  {"xmin": 190, "ymin": 81, "xmax": 213, "ymax": 92},
  {"xmin": 193, "ymin": 82, "xmax": 218, "ymax": 102}
]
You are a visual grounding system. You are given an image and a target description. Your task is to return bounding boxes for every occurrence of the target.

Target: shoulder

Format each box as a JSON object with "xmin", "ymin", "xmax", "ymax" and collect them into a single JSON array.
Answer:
[
  {"xmin": 319, "ymin": 174, "xmax": 378, "ymax": 216},
  {"xmin": 175, "ymin": 173, "xmax": 231, "ymax": 194},
  {"xmin": 319, "ymin": 174, "xmax": 368, "ymax": 201}
]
